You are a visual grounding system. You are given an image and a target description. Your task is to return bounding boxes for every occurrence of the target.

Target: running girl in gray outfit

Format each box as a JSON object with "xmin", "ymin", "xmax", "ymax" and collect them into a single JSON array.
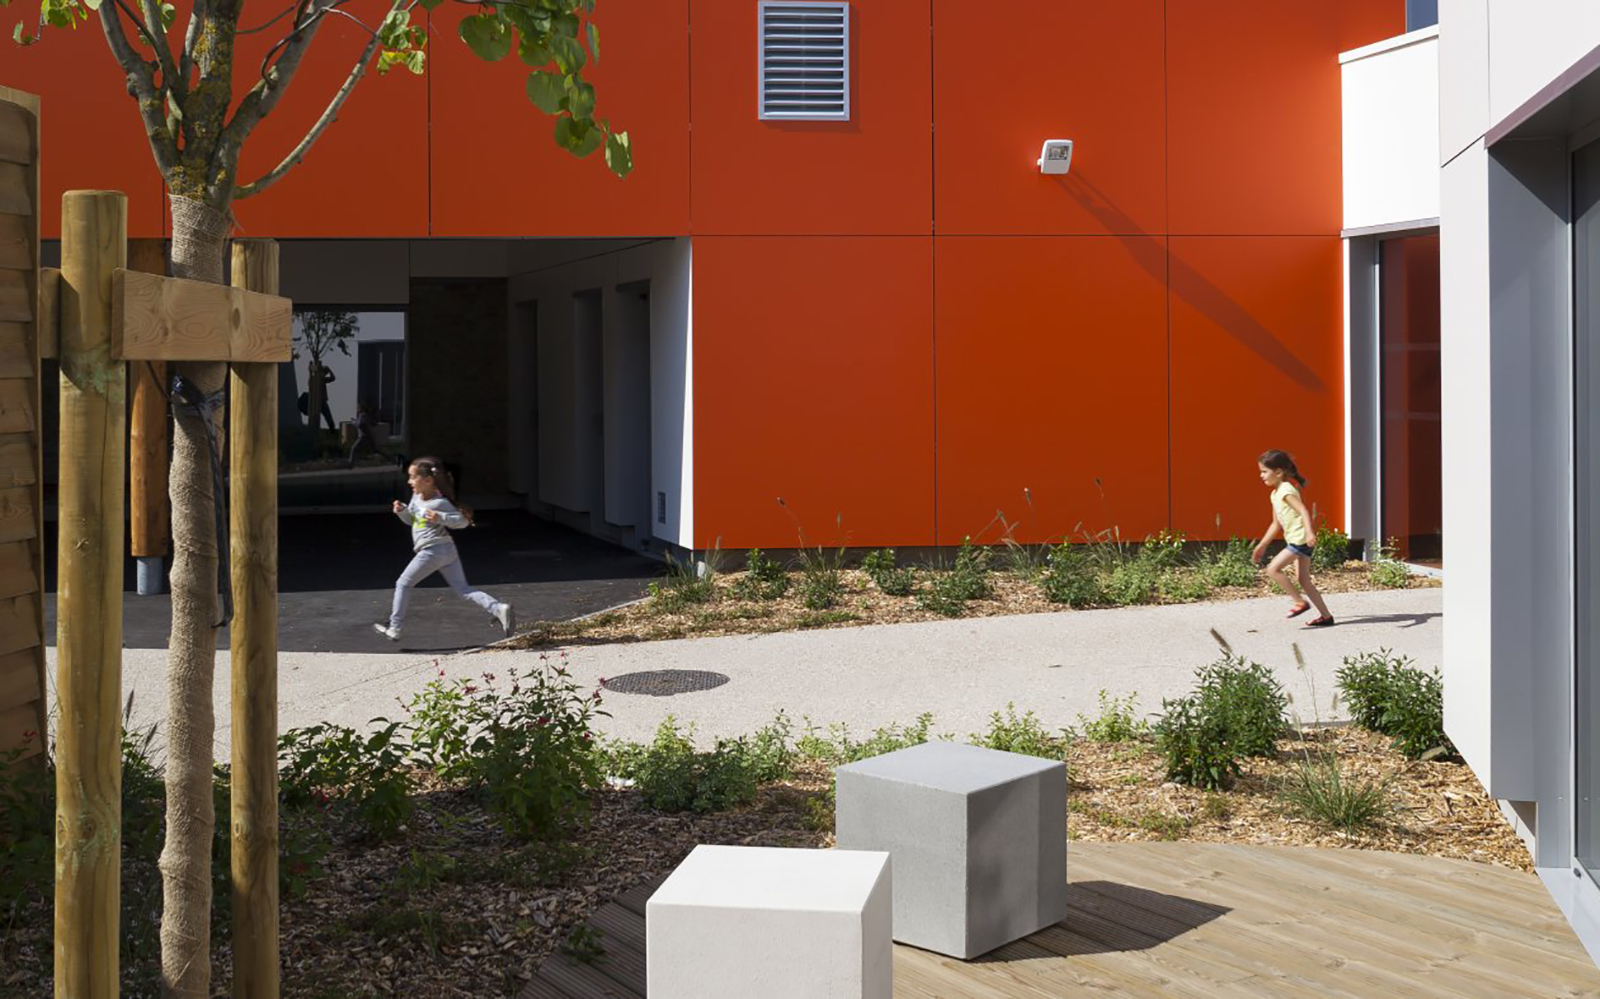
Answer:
[{"xmin": 373, "ymin": 457, "xmax": 515, "ymax": 641}]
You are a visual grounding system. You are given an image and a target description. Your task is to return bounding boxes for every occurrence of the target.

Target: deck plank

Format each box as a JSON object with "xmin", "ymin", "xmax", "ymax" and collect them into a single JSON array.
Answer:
[{"xmin": 525, "ymin": 842, "xmax": 1600, "ymax": 998}]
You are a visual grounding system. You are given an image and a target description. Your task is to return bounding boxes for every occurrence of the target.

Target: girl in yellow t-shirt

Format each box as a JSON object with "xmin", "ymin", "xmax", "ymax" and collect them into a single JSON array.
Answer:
[{"xmin": 1251, "ymin": 449, "xmax": 1333, "ymax": 628}]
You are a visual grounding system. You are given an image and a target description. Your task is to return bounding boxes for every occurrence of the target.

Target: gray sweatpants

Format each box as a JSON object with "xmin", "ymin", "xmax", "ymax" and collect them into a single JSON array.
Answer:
[{"xmin": 389, "ymin": 542, "xmax": 498, "ymax": 630}]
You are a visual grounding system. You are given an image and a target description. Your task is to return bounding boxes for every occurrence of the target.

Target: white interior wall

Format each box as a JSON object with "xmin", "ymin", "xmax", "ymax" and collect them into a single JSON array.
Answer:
[
  {"xmin": 506, "ymin": 239, "xmax": 693, "ymax": 549},
  {"xmin": 1341, "ymin": 28, "xmax": 1441, "ymax": 230}
]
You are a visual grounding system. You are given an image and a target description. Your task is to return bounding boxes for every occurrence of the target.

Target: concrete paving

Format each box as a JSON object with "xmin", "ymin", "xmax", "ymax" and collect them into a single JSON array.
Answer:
[{"xmin": 75, "ymin": 587, "xmax": 1442, "ymax": 759}]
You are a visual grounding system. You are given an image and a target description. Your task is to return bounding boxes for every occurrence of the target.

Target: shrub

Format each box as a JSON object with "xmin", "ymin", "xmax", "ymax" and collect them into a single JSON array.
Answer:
[
  {"xmin": 1202, "ymin": 537, "xmax": 1258, "ymax": 589},
  {"xmin": 618, "ymin": 717, "xmax": 767, "ymax": 814},
  {"xmin": 1369, "ymin": 537, "xmax": 1412, "ymax": 589},
  {"xmin": 1279, "ymin": 755, "xmax": 1394, "ymax": 832},
  {"xmin": 798, "ymin": 564, "xmax": 845, "ymax": 609},
  {"xmin": 732, "ymin": 548, "xmax": 789, "ymax": 601},
  {"xmin": 1311, "ymin": 523, "xmax": 1350, "ymax": 572},
  {"xmin": 278, "ymin": 720, "xmax": 413, "ymax": 840},
  {"xmin": 1336, "ymin": 651, "xmax": 1453, "ymax": 759},
  {"xmin": 1103, "ymin": 560, "xmax": 1158, "ymax": 606},
  {"xmin": 1194, "ymin": 654, "xmax": 1288, "ymax": 757},
  {"xmin": 1154, "ymin": 694, "xmax": 1241, "ymax": 791},
  {"xmin": 403, "ymin": 657, "xmax": 607, "ymax": 840},
  {"xmin": 1157, "ymin": 568, "xmax": 1212, "ymax": 603},
  {"xmin": 649, "ymin": 547, "xmax": 720, "ymax": 612},
  {"xmin": 1076, "ymin": 690, "xmax": 1149, "ymax": 743},
  {"xmin": 797, "ymin": 713, "xmax": 936, "ymax": 765},
  {"xmin": 0, "ymin": 737, "xmax": 52, "ymax": 914},
  {"xmin": 1138, "ymin": 529, "xmax": 1186, "ymax": 570},
  {"xmin": 1040, "ymin": 543, "xmax": 1103, "ymax": 607},
  {"xmin": 917, "ymin": 570, "xmax": 971, "ymax": 617},
  {"xmin": 946, "ymin": 537, "xmax": 992, "ymax": 601},
  {"xmin": 862, "ymin": 548, "xmax": 915, "ymax": 596},
  {"xmin": 969, "ymin": 703, "xmax": 1062, "ymax": 759}
]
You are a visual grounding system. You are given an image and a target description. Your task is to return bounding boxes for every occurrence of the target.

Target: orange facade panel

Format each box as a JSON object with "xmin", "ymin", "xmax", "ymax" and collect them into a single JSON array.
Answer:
[
  {"xmin": 932, "ymin": 0, "xmax": 1165, "ymax": 237},
  {"xmin": 8, "ymin": 24, "xmax": 166, "ymax": 238},
  {"xmin": 230, "ymin": 1, "xmax": 428, "ymax": 238},
  {"xmin": 934, "ymin": 236, "xmax": 1169, "ymax": 546},
  {"xmin": 689, "ymin": 0, "xmax": 932, "ymax": 236},
  {"xmin": 1168, "ymin": 236, "xmax": 1344, "ymax": 541},
  {"xmin": 692, "ymin": 236, "xmax": 934, "ymax": 549},
  {"xmin": 1167, "ymin": 1, "xmax": 1347, "ymax": 237},
  {"xmin": 429, "ymin": 1, "xmax": 690, "ymax": 237}
]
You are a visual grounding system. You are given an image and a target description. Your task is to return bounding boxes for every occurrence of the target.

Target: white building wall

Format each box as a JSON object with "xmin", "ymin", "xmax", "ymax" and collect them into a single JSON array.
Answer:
[
  {"xmin": 506, "ymin": 239, "xmax": 693, "ymax": 549},
  {"xmin": 1486, "ymin": 0, "xmax": 1600, "ymax": 126},
  {"xmin": 1438, "ymin": 0, "xmax": 1488, "ymax": 165},
  {"xmin": 1341, "ymin": 28, "xmax": 1440, "ymax": 230}
]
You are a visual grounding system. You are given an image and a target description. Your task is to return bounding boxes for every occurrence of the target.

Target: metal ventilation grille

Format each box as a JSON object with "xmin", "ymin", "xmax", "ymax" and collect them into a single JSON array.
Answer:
[{"xmin": 758, "ymin": 2, "xmax": 850, "ymax": 121}]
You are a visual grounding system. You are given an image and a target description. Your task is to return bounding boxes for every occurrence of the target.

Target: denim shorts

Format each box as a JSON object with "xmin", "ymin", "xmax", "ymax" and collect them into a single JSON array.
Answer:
[{"xmin": 1286, "ymin": 542, "xmax": 1315, "ymax": 558}]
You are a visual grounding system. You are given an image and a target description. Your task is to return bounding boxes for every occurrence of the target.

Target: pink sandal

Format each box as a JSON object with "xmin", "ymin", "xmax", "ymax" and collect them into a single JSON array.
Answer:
[
  {"xmin": 1286, "ymin": 602, "xmax": 1310, "ymax": 619},
  {"xmin": 1304, "ymin": 615, "xmax": 1335, "ymax": 628}
]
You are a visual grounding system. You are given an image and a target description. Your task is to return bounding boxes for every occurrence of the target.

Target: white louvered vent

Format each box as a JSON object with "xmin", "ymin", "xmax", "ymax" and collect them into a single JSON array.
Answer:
[{"xmin": 758, "ymin": 2, "xmax": 850, "ymax": 121}]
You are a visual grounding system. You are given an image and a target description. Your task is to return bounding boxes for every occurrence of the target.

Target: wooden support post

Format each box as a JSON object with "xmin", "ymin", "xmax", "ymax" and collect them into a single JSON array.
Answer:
[
  {"xmin": 229, "ymin": 239, "xmax": 280, "ymax": 998},
  {"xmin": 55, "ymin": 190, "xmax": 127, "ymax": 997},
  {"xmin": 128, "ymin": 239, "xmax": 168, "ymax": 595}
]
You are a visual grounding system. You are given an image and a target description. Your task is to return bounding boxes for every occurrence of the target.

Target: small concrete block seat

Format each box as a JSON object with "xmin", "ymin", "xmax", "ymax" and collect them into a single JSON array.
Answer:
[
  {"xmin": 646, "ymin": 844, "xmax": 893, "ymax": 999},
  {"xmin": 835, "ymin": 740, "xmax": 1068, "ymax": 959}
]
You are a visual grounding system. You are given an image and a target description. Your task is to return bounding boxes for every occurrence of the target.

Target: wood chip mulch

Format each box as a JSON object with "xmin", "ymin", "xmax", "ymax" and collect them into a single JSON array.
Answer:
[
  {"xmin": 0, "ymin": 730, "xmax": 1527, "ymax": 997},
  {"xmin": 508, "ymin": 565, "xmax": 1439, "ymax": 649}
]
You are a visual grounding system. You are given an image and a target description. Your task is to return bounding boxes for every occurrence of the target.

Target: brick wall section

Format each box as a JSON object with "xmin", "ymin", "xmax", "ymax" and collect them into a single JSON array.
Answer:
[{"xmin": 405, "ymin": 278, "xmax": 510, "ymax": 498}]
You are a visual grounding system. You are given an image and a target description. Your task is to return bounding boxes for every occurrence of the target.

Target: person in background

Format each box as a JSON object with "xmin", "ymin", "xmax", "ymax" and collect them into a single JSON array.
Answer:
[
  {"xmin": 1251, "ymin": 448, "xmax": 1334, "ymax": 628},
  {"xmin": 347, "ymin": 401, "xmax": 378, "ymax": 469}
]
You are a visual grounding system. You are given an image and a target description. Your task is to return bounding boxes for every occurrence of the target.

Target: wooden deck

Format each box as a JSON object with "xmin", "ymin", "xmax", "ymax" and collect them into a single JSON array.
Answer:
[{"xmin": 521, "ymin": 842, "xmax": 1600, "ymax": 998}]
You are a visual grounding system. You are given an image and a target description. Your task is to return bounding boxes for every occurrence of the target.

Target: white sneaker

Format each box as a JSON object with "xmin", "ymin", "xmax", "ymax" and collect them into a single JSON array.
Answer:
[
  {"xmin": 373, "ymin": 622, "xmax": 400, "ymax": 641},
  {"xmin": 493, "ymin": 602, "xmax": 515, "ymax": 638}
]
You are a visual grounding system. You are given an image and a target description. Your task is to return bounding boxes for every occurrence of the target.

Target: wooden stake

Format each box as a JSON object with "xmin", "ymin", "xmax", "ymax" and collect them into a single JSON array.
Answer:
[
  {"xmin": 229, "ymin": 239, "xmax": 280, "ymax": 998},
  {"xmin": 128, "ymin": 239, "xmax": 168, "ymax": 563},
  {"xmin": 55, "ymin": 190, "xmax": 127, "ymax": 998}
]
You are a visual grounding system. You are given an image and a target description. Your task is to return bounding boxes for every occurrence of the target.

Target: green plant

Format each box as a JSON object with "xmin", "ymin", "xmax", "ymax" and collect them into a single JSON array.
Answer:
[
  {"xmin": 862, "ymin": 548, "xmax": 915, "ymax": 596},
  {"xmin": 561, "ymin": 923, "xmax": 607, "ymax": 965},
  {"xmin": 1278, "ymin": 755, "xmax": 1395, "ymax": 832},
  {"xmin": 947, "ymin": 537, "xmax": 993, "ymax": 600},
  {"xmin": 1201, "ymin": 794, "xmax": 1232, "ymax": 822},
  {"xmin": 968, "ymin": 703, "xmax": 1062, "ymax": 759},
  {"xmin": 796, "ymin": 608, "xmax": 860, "ymax": 629},
  {"xmin": 1076, "ymin": 690, "xmax": 1149, "ymax": 743},
  {"xmin": 395, "ymin": 849, "xmax": 462, "ymax": 894},
  {"xmin": 1103, "ymin": 560, "xmax": 1158, "ymax": 606},
  {"xmin": 1157, "ymin": 568, "xmax": 1212, "ymax": 602},
  {"xmin": 278, "ymin": 720, "xmax": 413, "ymax": 840},
  {"xmin": 1136, "ymin": 809, "xmax": 1193, "ymax": 840},
  {"xmin": 403, "ymin": 655, "xmax": 608, "ymax": 840},
  {"xmin": 1193, "ymin": 654, "xmax": 1288, "ymax": 757},
  {"xmin": 781, "ymin": 503, "xmax": 850, "ymax": 610},
  {"xmin": 1154, "ymin": 694, "xmax": 1241, "ymax": 791},
  {"xmin": 1138, "ymin": 529, "xmax": 1186, "ymax": 570},
  {"xmin": 1201, "ymin": 536, "xmax": 1258, "ymax": 589},
  {"xmin": 732, "ymin": 548, "xmax": 790, "ymax": 601},
  {"xmin": 0, "ymin": 736, "xmax": 52, "ymax": 915},
  {"xmin": 648, "ymin": 544, "xmax": 723, "ymax": 613},
  {"xmin": 1311, "ymin": 522, "xmax": 1351, "ymax": 572},
  {"xmin": 797, "ymin": 713, "xmax": 937, "ymax": 765},
  {"xmin": 1369, "ymin": 538, "xmax": 1412, "ymax": 589},
  {"xmin": 617, "ymin": 718, "xmax": 764, "ymax": 814},
  {"xmin": 916, "ymin": 570, "xmax": 970, "ymax": 617},
  {"xmin": 1336, "ymin": 651, "xmax": 1454, "ymax": 760},
  {"xmin": 1040, "ymin": 543, "xmax": 1104, "ymax": 607}
]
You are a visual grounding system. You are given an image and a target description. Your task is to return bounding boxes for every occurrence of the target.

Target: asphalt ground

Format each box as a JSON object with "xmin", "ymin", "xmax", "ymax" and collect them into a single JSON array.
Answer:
[{"xmin": 42, "ymin": 510, "xmax": 660, "ymax": 653}]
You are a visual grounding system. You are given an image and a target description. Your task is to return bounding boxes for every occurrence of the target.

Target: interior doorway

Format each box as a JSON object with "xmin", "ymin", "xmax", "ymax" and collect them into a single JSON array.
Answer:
[{"xmin": 1377, "ymin": 233, "xmax": 1443, "ymax": 567}]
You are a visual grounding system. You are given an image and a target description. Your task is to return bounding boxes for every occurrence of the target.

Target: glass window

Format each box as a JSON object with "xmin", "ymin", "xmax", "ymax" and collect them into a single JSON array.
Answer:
[{"xmin": 1378, "ymin": 234, "xmax": 1443, "ymax": 567}]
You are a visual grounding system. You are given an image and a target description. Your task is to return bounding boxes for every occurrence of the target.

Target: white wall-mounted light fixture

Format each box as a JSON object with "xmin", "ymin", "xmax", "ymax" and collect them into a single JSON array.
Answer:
[{"xmin": 1037, "ymin": 139, "xmax": 1074, "ymax": 175}]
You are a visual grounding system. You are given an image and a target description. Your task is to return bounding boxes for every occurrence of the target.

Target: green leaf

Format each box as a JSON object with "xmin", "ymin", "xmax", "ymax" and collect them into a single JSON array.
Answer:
[
  {"xmin": 564, "ymin": 78, "xmax": 595, "ymax": 119},
  {"xmin": 12, "ymin": 22, "xmax": 30, "ymax": 44},
  {"xmin": 415, "ymin": 0, "xmax": 444, "ymax": 9},
  {"xmin": 458, "ymin": 13, "xmax": 512, "ymax": 62},
  {"xmin": 518, "ymin": 40, "xmax": 553, "ymax": 68},
  {"xmin": 554, "ymin": 116, "xmax": 601, "ymax": 158},
  {"xmin": 549, "ymin": 32, "xmax": 585, "ymax": 73},
  {"xmin": 604, "ymin": 130, "xmax": 633, "ymax": 178},
  {"xmin": 587, "ymin": 21, "xmax": 599, "ymax": 62},
  {"xmin": 158, "ymin": 1, "xmax": 174, "ymax": 27},
  {"xmin": 525, "ymin": 71, "xmax": 565, "ymax": 115}
]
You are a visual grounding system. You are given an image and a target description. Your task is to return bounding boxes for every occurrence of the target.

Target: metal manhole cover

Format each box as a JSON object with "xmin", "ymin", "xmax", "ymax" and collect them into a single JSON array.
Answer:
[{"xmin": 601, "ymin": 670, "xmax": 730, "ymax": 697}]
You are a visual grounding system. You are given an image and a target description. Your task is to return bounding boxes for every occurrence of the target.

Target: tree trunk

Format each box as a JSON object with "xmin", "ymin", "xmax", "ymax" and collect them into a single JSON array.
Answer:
[
  {"xmin": 158, "ymin": 193, "xmax": 230, "ymax": 999},
  {"xmin": 306, "ymin": 360, "xmax": 325, "ymax": 434}
]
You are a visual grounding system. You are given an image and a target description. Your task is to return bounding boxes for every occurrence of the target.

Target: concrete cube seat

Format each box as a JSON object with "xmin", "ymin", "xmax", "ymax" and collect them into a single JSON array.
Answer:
[
  {"xmin": 646, "ymin": 844, "xmax": 893, "ymax": 999},
  {"xmin": 835, "ymin": 740, "xmax": 1068, "ymax": 959}
]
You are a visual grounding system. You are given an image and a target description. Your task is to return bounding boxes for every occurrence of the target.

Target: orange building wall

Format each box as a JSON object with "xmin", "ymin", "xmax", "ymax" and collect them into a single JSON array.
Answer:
[{"xmin": 3, "ymin": 0, "xmax": 1404, "ymax": 549}]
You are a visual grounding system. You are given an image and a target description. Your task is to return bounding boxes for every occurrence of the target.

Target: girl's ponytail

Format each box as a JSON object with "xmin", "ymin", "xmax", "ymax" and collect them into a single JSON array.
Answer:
[{"xmin": 1258, "ymin": 449, "xmax": 1307, "ymax": 487}]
